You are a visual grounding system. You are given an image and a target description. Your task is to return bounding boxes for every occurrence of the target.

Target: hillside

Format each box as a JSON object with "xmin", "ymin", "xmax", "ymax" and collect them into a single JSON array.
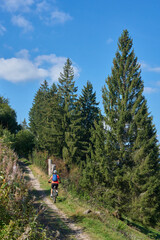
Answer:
[{"xmin": 21, "ymin": 159, "xmax": 160, "ymax": 240}]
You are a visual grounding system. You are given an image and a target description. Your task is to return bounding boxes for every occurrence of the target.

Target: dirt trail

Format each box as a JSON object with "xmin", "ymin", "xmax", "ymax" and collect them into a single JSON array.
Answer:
[{"xmin": 24, "ymin": 164, "xmax": 91, "ymax": 240}]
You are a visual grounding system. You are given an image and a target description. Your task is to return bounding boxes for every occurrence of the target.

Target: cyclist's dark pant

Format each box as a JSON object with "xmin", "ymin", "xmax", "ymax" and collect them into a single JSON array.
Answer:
[{"xmin": 51, "ymin": 183, "xmax": 58, "ymax": 189}]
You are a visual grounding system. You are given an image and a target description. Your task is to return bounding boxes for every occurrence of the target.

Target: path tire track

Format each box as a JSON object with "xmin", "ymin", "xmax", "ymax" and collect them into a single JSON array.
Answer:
[{"xmin": 24, "ymin": 164, "xmax": 91, "ymax": 240}]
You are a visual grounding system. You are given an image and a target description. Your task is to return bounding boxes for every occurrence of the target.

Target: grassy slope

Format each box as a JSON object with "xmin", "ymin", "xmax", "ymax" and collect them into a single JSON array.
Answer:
[{"xmin": 23, "ymin": 160, "xmax": 160, "ymax": 240}]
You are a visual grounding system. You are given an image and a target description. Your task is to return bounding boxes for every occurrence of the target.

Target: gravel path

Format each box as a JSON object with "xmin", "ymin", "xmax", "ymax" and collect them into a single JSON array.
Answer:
[{"xmin": 24, "ymin": 164, "xmax": 91, "ymax": 240}]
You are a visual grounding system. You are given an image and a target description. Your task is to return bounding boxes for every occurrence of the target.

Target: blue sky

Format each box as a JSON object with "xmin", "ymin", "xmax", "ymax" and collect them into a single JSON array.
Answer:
[{"xmin": 0, "ymin": 0, "xmax": 160, "ymax": 142}]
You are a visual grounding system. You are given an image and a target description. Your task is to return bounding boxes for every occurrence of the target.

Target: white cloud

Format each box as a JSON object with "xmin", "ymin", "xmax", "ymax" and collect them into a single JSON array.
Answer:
[
  {"xmin": 0, "ymin": 57, "xmax": 47, "ymax": 83},
  {"xmin": 144, "ymin": 87, "xmax": 157, "ymax": 94},
  {"xmin": 1, "ymin": 0, "xmax": 34, "ymax": 12},
  {"xmin": 35, "ymin": 54, "xmax": 79, "ymax": 81},
  {"xmin": 35, "ymin": 54, "xmax": 66, "ymax": 66},
  {"xmin": 16, "ymin": 49, "xmax": 30, "ymax": 59},
  {"xmin": 0, "ymin": 51, "xmax": 80, "ymax": 83},
  {"xmin": 51, "ymin": 10, "xmax": 72, "ymax": 24},
  {"xmin": 141, "ymin": 61, "xmax": 160, "ymax": 73},
  {"xmin": 106, "ymin": 38, "xmax": 113, "ymax": 44},
  {"xmin": 49, "ymin": 60, "xmax": 79, "ymax": 82},
  {"xmin": 35, "ymin": 54, "xmax": 67, "ymax": 82},
  {"xmin": 150, "ymin": 67, "xmax": 160, "ymax": 73},
  {"xmin": 12, "ymin": 15, "xmax": 33, "ymax": 32},
  {"xmin": 32, "ymin": 47, "xmax": 39, "ymax": 53},
  {"xmin": 36, "ymin": 1, "xmax": 49, "ymax": 13},
  {"xmin": 140, "ymin": 62, "xmax": 148, "ymax": 69},
  {"xmin": 0, "ymin": 23, "xmax": 6, "ymax": 35},
  {"xmin": 1, "ymin": 1, "xmax": 73, "ymax": 31}
]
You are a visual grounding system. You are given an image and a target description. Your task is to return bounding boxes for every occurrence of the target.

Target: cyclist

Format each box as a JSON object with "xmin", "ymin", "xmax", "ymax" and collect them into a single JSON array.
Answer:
[{"xmin": 48, "ymin": 170, "xmax": 61, "ymax": 197}]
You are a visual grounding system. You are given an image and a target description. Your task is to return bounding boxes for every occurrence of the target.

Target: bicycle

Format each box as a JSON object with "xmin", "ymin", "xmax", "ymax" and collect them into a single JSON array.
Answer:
[
  {"xmin": 52, "ymin": 185, "xmax": 58, "ymax": 203},
  {"xmin": 48, "ymin": 182, "xmax": 58, "ymax": 203}
]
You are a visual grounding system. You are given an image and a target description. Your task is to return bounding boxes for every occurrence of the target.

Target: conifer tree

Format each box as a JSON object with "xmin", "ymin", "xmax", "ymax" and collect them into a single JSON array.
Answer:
[
  {"xmin": 58, "ymin": 58, "xmax": 77, "ymax": 109},
  {"xmin": 21, "ymin": 118, "xmax": 28, "ymax": 130},
  {"xmin": 80, "ymin": 115, "xmax": 108, "ymax": 195},
  {"xmin": 29, "ymin": 81, "xmax": 62, "ymax": 155},
  {"xmin": 102, "ymin": 30, "xmax": 160, "ymax": 224},
  {"xmin": 57, "ymin": 58, "xmax": 80, "ymax": 163},
  {"xmin": 78, "ymin": 81, "xmax": 100, "ymax": 160},
  {"xmin": 45, "ymin": 83, "xmax": 63, "ymax": 156},
  {"xmin": 29, "ymin": 80, "xmax": 49, "ymax": 148}
]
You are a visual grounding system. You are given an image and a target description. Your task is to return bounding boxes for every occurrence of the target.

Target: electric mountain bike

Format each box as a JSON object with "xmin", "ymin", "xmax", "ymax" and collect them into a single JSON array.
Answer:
[
  {"xmin": 48, "ymin": 182, "xmax": 58, "ymax": 203},
  {"xmin": 52, "ymin": 185, "xmax": 58, "ymax": 203}
]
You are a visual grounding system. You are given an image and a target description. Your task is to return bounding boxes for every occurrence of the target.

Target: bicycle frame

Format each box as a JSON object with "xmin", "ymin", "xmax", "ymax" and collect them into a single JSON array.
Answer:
[
  {"xmin": 52, "ymin": 185, "xmax": 58, "ymax": 203},
  {"xmin": 48, "ymin": 181, "xmax": 58, "ymax": 203}
]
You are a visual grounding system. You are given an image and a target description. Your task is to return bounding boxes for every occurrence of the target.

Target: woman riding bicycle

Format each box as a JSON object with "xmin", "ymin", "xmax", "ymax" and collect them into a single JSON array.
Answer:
[{"xmin": 48, "ymin": 170, "xmax": 61, "ymax": 197}]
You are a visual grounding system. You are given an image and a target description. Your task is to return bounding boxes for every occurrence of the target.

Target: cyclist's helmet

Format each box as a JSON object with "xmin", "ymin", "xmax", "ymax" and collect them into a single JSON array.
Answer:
[{"xmin": 53, "ymin": 170, "xmax": 57, "ymax": 174}]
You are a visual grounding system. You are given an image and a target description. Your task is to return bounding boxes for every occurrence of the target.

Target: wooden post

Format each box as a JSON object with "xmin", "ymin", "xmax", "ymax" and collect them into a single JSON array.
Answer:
[
  {"xmin": 48, "ymin": 159, "xmax": 56, "ymax": 176},
  {"xmin": 48, "ymin": 159, "xmax": 52, "ymax": 176}
]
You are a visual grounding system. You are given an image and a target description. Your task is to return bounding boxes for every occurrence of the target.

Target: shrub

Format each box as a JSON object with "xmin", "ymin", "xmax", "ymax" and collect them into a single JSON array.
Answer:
[{"xmin": 0, "ymin": 142, "xmax": 49, "ymax": 239}]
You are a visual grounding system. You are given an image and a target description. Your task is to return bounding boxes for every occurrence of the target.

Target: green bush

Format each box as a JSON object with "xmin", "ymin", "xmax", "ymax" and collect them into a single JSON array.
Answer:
[
  {"xmin": 14, "ymin": 129, "xmax": 35, "ymax": 158},
  {"xmin": 0, "ymin": 142, "xmax": 49, "ymax": 239},
  {"xmin": 29, "ymin": 150, "xmax": 48, "ymax": 173}
]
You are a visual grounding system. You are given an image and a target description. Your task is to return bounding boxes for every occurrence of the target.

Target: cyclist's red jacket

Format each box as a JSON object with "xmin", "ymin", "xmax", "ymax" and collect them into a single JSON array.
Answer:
[{"xmin": 52, "ymin": 175, "xmax": 60, "ymax": 184}]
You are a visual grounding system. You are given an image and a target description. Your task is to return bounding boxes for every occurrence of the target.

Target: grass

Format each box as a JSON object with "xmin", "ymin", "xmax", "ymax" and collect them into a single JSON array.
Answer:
[
  {"xmin": 21, "ymin": 159, "xmax": 160, "ymax": 240},
  {"xmin": 20, "ymin": 159, "xmax": 78, "ymax": 240}
]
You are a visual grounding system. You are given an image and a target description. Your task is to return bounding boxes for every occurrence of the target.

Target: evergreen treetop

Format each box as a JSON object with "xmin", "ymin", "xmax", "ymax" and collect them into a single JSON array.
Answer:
[
  {"xmin": 58, "ymin": 58, "xmax": 77, "ymax": 108},
  {"xmin": 102, "ymin": 29, "xmax": 160, "ymax": 224}
]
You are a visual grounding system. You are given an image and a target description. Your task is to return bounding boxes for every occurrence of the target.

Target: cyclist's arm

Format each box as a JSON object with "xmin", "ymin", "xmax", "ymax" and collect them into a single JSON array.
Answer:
[
  {"xmin": 48, "ymin": 176, "xmax": 52, "ymax": 182},
  {"xmin": 58, "ymin": 175, "xmax": 61, "ymax": 183}
]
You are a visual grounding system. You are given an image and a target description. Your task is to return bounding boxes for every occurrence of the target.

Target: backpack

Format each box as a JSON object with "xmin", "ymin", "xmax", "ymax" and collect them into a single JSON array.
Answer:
[{"xmin": 52, "ymin": 174, "xmax": 58, "ymax": 182}]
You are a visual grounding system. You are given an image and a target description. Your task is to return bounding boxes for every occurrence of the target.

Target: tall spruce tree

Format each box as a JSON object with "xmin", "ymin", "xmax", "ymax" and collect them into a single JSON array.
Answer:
[
  {"xmin": 29, "ymin": 81, "xmax": 62, "ymax": 155},
  {"xmin": 58, "ymin": 58, "xmax": 77, "ymax": 108},
  {"xmin": 57, "ymin": 58, "xmax": 81, "ymax": 164},
  {"xmin": 46, "ymin": 83, "xmax": 63, "ymax": 156},
  {"xmin": 78, "ymin": 81, "xmax": 100, "ymax": 160},
  {"xmin": 29, "ymin": 80, "xmax": 49, "ymax": 149},
  {"xmin": 102, "ymin": 30, "xmax": 160, "ymax": 224},
  {"xmin": 80, "ymin": 115, "xmax": 108, "ymax": 196}
]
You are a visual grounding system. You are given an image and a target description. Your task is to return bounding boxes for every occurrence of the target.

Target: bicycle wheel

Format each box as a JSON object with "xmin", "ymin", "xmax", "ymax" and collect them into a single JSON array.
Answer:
[{"xmin": 53, "ymin": 189, "xmax": 57, "ymax": 203}]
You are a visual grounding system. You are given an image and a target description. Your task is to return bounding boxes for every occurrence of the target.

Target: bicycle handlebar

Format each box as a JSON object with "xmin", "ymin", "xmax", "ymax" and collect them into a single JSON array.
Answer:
[{"xmin": 48, "ymin": 181, "xmax": 61, "ymax": 183}]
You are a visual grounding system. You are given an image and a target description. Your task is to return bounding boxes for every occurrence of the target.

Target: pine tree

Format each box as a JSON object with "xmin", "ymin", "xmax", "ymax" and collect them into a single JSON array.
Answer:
[
  {"xmin": 45, "ymin": 83, "xmax": 63, "ymax": 156},
  {"xmin": 58, "ymin": 58, "xmax": 77, "ymax": 109},
  {"xmin": 78, "ymin": 81, "xmax": 100, "ymax": 160},
  {"xmin": 29, "ymin": 81, "xmax": 62, "ymax": 156},
  {"xmin": 80, "ymin": 115, "xmax": 108, "ymax": 197},
  {"xmin": 57, "ymin": 58, "xmax": 80, "ymax": 164},
  {"xmin": 102, "ymin": 30, "xmax": 160, "ymax": 224},
  {"xmin": 21, "ymin": 118, "xmax": 28, "ymax": 130},
  {"xmin": 29, "ymin": 80, "xmax": 49, "ymax": 148}
]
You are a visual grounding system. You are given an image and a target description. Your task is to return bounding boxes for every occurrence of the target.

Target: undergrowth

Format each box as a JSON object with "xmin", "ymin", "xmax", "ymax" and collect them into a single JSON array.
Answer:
[
  {"xmin": 28, "ymin": 160, "xmax": 160, "ymax": 240},
  {"xmin": 0, "ymin": 143, "xmax": 53, "ymax": 240}
]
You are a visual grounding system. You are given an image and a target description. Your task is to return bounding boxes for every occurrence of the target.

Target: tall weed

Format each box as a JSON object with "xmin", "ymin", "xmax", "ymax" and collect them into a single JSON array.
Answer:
[{"xmin": 0, "ymin": 142, "xmax": 50, "ymax": 239}]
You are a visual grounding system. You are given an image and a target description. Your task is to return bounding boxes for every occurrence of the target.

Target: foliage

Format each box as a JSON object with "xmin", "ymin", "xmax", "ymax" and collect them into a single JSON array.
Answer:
[
  {"xmin": 102, "ymin": 29, "xmax": 160, "ymax": 224},
  {"xmin": 29, "ymin": 150, "xmax": 48, "ymax": 174},
  {"xmin": 14, "ymin": 129, "xmax": 35, "ymax": 158},
  {"xmin": 27, "ymin": 31, "xmax": 160, "ymax": 227},
  {"xmin": 78, "ymin": 81, "xmax": 100, "ymax": 161},
  {"xmin": 29, "ymin": 81, "xmax": 62, "ymax": 156},
  {"xmin": 58, "ymin": 58, "xmax": 80, "ymax": 164},
  {"xmin": 31, "ymin": 163, "xmax": 157, "ymax": 240},
  {"xmin": 21, "ymin": 118, "xmax": 28, "ymax": 130},
  {"xmin": 0, "ymin": 128, "xmax": 15, "ymax": 148},
  {"xmin": 0, "ymin": 142, "xmax": 49, "ymax": 239},
  {"xmin": 0, "ymin": 96, "xmax": 20, "ymax": 134}
]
